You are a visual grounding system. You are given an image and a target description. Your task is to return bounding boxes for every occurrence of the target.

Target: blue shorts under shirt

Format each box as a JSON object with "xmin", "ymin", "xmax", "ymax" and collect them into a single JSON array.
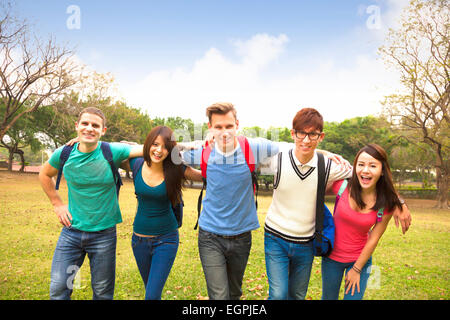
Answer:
[{"xmin": 130, "ymin": 158, "xmax": 178, "ymax": 236}]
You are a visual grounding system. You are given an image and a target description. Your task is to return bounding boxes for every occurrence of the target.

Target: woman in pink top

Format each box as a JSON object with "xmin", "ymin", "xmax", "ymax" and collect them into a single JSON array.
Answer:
[{"xmin": 321, "ymin": 144, "xmax": 404, "ymax": 300}]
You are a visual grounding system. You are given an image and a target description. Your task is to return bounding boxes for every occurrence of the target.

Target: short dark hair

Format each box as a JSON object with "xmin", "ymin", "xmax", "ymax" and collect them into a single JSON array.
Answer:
[
  {"xmin": 292, "ymin": 108, "xmax": 323, "ymax": 132},
  {"xmin": 78, "ymin": 107, "xmax": 106, "ymax": 128},
  {"xmin": 206, "ymin": 102, "xmax": 237, "ymax": 123}
]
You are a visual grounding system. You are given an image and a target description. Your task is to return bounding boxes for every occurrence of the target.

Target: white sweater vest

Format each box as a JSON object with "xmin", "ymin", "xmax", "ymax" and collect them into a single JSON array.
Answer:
[{"xmin": 264, "ymin": 149, "xmax": 331, "ymax": 243}]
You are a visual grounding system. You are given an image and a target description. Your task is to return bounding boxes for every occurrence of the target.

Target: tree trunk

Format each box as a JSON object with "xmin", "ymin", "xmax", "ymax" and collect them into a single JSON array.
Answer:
[
  {"xmin": 436, "ymin": 167, "xmax": 449, "ymax": 209},
  {"xmin": 17, "ymin": 150, "xmax": 25, "ymax": 172},
  {"xmin": 7, "ymin": 150, "xmax": 13, "ymax": 171}
]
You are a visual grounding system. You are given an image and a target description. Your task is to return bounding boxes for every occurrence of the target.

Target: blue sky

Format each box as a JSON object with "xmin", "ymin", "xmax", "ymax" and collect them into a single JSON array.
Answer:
[{"xmin": 15, "ymin": 0, "xmax": 409, "ymax": 128}]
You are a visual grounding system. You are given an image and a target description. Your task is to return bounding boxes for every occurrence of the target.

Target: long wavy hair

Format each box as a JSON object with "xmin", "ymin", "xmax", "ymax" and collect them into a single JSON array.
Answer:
[
  {"xmin": 348, "ymin": 143, "xmax": 403, "ymax": 213},
  {"xmin": 142, "ymin": 126, "xmax": 185, "ymax": 205}
]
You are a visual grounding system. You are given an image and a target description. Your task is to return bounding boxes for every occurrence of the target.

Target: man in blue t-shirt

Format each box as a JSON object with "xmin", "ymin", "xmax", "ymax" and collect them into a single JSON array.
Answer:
[
  {"xmin": 182, "ymin": 102, "xmax": 282, "ymax": 300},
  {"xmin": 39, "ymin": 107, "xmax": 143, "ymax": 300}
]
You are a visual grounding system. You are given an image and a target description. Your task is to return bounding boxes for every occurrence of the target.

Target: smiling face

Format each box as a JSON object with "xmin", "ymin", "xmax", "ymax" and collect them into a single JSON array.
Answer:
[
  {"xmin": 208, "ymin": 111, "xmax": 239, "ymax": 152},
  {"xmin": 149, "ymin": 135, "xmax": 169, "ymax": 164},
  {"xmin": 75, "ymin": 112, "xmax": 106, "ymax": 147},
  {"xmin": 291, "ymin": 126, "xmax": 324, "ymax": 163},
  {"xmin": 355, "ymin": 151, "xmax": 383, "ymax": 192}
]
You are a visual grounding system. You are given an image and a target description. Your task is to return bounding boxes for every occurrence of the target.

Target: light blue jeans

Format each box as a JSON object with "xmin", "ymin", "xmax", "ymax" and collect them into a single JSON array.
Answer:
[
  {"xmin": 50, "ymin": 226, "xmax": 117, "ymax": 300},
  {"xmin": 321, "ymin": 256, "xmax": 372, "ymax": 300},
  {"xmin": 131, "ymin": 230, "xmax": 179, "ymax": 300},
  {"xmin": 264, "ymin": 231, "xmax": 314, "ymax": 300}
]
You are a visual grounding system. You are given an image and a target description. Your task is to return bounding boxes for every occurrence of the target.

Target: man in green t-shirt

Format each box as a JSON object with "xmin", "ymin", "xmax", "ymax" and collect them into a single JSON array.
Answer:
[{"xmin": 39, "ymin": 107, "xmax": 142, "ymax": 300}]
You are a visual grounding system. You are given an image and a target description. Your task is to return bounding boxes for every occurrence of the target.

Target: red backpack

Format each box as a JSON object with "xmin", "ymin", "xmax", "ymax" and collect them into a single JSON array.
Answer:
[{"xmin": 194, "ymin": 136, "xmax": 259, "ymax": 230}]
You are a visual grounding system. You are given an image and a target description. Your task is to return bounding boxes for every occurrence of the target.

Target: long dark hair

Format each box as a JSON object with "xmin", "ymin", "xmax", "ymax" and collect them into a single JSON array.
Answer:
[
  {"xmin": 143, "ymin": 126, "xmax": 185, "ymax": 205},
  {"xmin": 348, "ymin": 143, "xmax": 402, "ymax": 213}
]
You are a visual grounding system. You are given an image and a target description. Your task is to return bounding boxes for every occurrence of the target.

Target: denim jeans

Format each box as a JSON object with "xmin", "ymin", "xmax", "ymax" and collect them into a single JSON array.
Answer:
[
  {"xmin": 131, "ymin": 230, "xmax": 179, "ymax": 300},
  {"xmin": 321, "ymin": 256, "xmax": 372, "ymax": 300},
  {"xmin": 264, "ymin": 231, "xmax": 314, "ymax": 300},
  {"xmin": 49, "ymin": 226, "xmax": 117, "ymax": 300},
  {"xmin": 198, "ymin": 228, "xmax": 252, "ymax": 300}
]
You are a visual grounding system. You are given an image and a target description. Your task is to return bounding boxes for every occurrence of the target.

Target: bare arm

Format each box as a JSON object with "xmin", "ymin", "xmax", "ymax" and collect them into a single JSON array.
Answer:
[
  {"xmin": 316, "ymin": 149, "xmax": 352, "ymax": 171},
  {"xmin": 39, "ymin": 162, "xmax": 72, "ymax": 227},
  {"xmin": 184, "ymin": 166, "xmax": 203, "ymax": 182},
  {"xmin": 127, "ymin": 144, "xmax": 144, "ymax": 159},
  {"xmin": 392, "ymin": 203, "xmax": 412, "ymax": 234},
  {"xmin": 344, "ymin": 213, "xmax": 392, "ymax": 296}
]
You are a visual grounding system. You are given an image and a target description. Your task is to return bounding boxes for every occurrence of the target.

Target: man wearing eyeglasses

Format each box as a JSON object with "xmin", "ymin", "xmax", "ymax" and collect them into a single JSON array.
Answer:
[{"xmin": 263, "ymin": 108, "xmax": 353, "ymax": 300}]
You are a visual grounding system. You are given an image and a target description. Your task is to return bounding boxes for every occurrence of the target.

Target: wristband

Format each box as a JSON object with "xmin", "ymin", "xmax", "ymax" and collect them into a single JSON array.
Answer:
[{"xmin": 352, "ymin": 265, "xmax": 361, "ymax": 274}]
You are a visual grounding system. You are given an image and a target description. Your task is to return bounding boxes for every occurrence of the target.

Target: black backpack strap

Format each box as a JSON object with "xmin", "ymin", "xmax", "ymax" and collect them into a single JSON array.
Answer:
[
  {"xmin": 252, "ymin": 171, "xmax": 259, "ymax": 211},
  {"xmin": 273, "ymin": 152, "xmax": 282, "ymax": 189},
  {"xmin": 131, "ymin": 157, "xmax": 145, "ymax": 184},
  {"xmin": 100, "ymin": 142, "xmax": 123, "ymax": 196},
  {"xmin": 55, "ymin": 145, "xmax": 74, "ymax": 190},
  {"xmin": 195, "ymin": 177, "xmax": 206, "ymax": 230},
  {"xmin": 315, "ymin": 152, "xmax": 326, "ymax": 234}
]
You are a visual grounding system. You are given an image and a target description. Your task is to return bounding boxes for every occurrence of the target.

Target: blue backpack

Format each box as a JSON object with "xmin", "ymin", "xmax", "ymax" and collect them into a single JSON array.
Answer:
[
  {"xmin": 55, "ymin": 142, "xmax": 123, "ymax": 196},
  {"xmin": 131, "ymin": 157, "xmax": 183, "ymax": 228},
  {"xmin": 313, "ymin": 152, "xmax": 335, "ymax": 257}
]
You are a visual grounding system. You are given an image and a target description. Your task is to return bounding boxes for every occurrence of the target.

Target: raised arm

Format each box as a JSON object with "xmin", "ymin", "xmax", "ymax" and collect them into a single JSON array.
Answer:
[{"xmin": 128, "ymin": 144, "xmax": 144, "ymax": 158}]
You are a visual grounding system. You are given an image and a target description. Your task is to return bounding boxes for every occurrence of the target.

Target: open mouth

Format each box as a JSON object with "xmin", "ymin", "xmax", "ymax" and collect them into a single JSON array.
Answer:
[{"xmin": 360, "ymin": 175, "xmax": 372, "ymax": 184}]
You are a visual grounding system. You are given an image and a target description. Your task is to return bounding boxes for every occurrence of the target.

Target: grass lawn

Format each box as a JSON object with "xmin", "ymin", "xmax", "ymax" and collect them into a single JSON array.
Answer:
[{"xmin": 0, "ymin": 171, "xmax": 448, "ymax": 300}]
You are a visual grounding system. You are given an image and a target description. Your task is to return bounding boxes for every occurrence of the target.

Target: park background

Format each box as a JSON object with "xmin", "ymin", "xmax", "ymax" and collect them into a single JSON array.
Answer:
[{"xmin": 0, "ymin": 0, "xmax": 448, "ymax": 299}]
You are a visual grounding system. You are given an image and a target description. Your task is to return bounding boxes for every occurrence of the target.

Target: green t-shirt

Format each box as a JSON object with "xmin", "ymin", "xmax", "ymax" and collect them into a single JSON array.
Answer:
[{"xmin": 48, "ymin": 142, "xmax": 131, "ymax": 232}]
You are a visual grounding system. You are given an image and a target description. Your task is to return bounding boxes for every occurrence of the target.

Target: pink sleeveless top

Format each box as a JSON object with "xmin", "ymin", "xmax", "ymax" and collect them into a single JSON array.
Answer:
[{"xmin": 328, "ymin": 180, "xmax": 392, "ymax": 263}]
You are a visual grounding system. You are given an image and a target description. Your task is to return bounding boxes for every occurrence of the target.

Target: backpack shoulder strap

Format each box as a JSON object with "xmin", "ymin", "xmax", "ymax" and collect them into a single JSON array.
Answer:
[
  {"xmin": 237, "ymin": 135, "xmax": 258, "ymax": 209},
  {"xmin": 100, "ymin": 142, "xmax": 123, "ymax": 196},
  {"xmin": 273, "ymin": 151, "xmax": 283, "ymax": 189},
  {"xmin": 55, "ymin": 145, "xmax": 74, "ymax": 190},
  {"xmin": 196, "ymin": 143, "xmax": 210, "ymax": 230},
  {"xmin": 315, "ymin": 152, "xmax": 326, "ymax": 233},
  {"xmin": 237, "ymin": 136, "xmax": 255, "ymax": 172},
  {"xmin": 131, "ymin": 157, "xmax": 145, "ymax": 184},
  {"xmin": 200, "ymin": 142, "xmax": 212, "ymax": 178},
  {"xmin": 333, "ymin": 179, "xmax": 348, "ymax": 216},
  {"xmin": 338, "ymin": 179, "xmax": 348, "ymax": 197},
  {"xmin": 376, "ymin": 208, "xmax": 384, "ymax": 223}
]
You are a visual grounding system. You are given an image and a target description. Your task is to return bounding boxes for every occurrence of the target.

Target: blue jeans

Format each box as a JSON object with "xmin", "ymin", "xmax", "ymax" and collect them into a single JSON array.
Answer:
[
  {"xmin": 50, "ymin": 226, "xmax": 117, "ymax": 300},
  {"xmin": 264, "ymin": 231, "xmax": 314, "ymax": 300},
  {"xmin": 131, "ymin": 230, "xmax": 179, "ymax": 300},
  {"xmin": 198, "ymin": 228, "xmax": 252, "ymax": 300},
  {"xmin": 321, "ymin": 256, "xmax": 372, "ymax": 300}
]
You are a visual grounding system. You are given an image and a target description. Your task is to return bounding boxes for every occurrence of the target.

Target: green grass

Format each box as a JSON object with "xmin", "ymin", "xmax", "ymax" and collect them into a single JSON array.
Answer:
[{"xmin": 0, "ymin": 171, "xmax": 448, "ymax": 300}]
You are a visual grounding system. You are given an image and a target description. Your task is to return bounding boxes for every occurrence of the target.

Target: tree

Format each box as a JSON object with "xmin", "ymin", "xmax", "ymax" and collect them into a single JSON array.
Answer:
[
  {"xmin": 153, "ymin": 116, "xmax": 208, "ymax": 142},
  {"xmin": 103, "ymin": 101, "xmax": 153, "ymax": 144},
  {"xmin": 0, "ymin": 2, "xmax": 78, "ymax": 142},
  {"xmin": 321, "ymin": 116, "xmax": 398, "ymax": 164},
  {"xmin": 0, "ymin": 101, "xmax": 42, "ymax": 171},
  {"xmin": 379, "ymin": 0, "xmax": 449, "ymax": 208}
]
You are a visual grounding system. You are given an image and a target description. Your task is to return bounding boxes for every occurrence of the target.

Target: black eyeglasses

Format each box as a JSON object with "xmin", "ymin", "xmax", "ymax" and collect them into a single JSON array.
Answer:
[{"xmin": 294, "ymin": 130, "xmax": 322, "ymax": 141}]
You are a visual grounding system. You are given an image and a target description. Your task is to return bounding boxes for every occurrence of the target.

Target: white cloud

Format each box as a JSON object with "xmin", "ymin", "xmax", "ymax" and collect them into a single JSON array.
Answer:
[
  {"xmin": 231, "ymin": 33, "xmax": 289, "ymax": 69},
  {"xmin": 119, "ymin": 33, "xmax": 291, "ymax": 126},
  {"xmin": 117, "ymin": 31, "xmax": 402, "ymax": 129}
]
